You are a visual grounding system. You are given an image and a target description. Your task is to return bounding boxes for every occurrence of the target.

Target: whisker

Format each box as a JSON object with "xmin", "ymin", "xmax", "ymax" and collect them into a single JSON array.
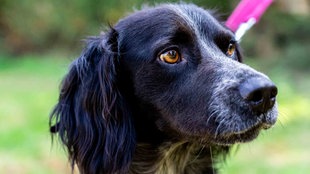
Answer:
[
  {"xmin": 214, "ymin": 119, "xmax": 226, "ymax": 139},
  {"xmin": 210, "ymin": 146, "xmax": 215, "ymax": 174},
  {"xmin": 206, "ymin": 110, "xmax": 218, "ymax": 126}
]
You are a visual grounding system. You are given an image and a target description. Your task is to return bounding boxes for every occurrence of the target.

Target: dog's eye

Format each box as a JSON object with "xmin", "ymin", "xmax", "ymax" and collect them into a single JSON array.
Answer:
[
  {"xmin": 226, "ymin": 41, "xmax": 236, "ymax": 57},
  {"xmin": 159, "ymin": 50, "xmax": 180, "ymax": 64}
]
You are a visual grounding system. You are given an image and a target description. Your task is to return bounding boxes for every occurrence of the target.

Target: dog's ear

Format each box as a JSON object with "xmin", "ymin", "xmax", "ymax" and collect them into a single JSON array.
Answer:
[{"xmin": 50, "ymin": 28, "xmax": 136, "ymax": 174}]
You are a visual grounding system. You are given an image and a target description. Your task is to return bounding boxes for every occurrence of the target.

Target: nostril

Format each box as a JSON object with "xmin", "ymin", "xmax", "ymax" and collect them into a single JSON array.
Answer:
[
  {"xmin": 270, "ymin": 87, "xmax": 278, "ymax": 99},
  {"xmin": 239, "ymin": 77, "xmax": 277, "ymax": 114},
  {"xmin": 268, "ymin": 86, "xmax": 278, "ymax": 107},
  {"xmin": 247, "ymin": 89, "xmax": 264, "ymax": 104}
]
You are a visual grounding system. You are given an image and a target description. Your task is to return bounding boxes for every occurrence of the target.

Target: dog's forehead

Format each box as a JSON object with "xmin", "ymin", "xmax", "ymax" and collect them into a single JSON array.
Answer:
[
  {"xmin": 166, "ymin": 4, "xmax": 227, "ymax": 35},
  {"xmin": 116, "ymin": 4, "xmax": 231, "ymax": 40}
]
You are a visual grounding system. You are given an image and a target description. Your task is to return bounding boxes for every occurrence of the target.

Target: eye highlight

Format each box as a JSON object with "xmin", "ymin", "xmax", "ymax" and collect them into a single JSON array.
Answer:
[
  {"xmin": 226, "ymin": 41, "xmax": 236, "ymax": 57},
  {"xmin": 159, "ymin": 50, "xmax": 180, "ymax": 64}
]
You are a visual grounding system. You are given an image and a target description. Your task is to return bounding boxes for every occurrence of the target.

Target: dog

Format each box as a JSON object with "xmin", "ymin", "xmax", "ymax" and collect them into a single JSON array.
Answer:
[{"xmin": 50, "ymin": 3, "xmax": 278, "ymax": 174}]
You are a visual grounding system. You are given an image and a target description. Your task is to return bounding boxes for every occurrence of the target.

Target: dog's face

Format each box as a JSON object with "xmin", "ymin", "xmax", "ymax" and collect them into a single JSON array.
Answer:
[
  {"xmin": 51, "ymin": 4, "xmax": 278, "ymax": 173},
  {"xmin": 115, "ymin": 4, "xmax": 278, "ymax": 145}
]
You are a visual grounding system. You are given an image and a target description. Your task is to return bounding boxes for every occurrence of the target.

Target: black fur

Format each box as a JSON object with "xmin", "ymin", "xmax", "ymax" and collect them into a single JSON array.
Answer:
[{"xmin": 50, "ymin": 3, "xmax": 277, "ymax": 174}]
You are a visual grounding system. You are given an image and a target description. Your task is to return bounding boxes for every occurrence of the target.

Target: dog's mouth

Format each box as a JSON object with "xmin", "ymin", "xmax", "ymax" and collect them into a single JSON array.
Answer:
[
  {"xmin": 210, "ymin": 121, "xmax": 274, "ymax": 146},
  {"xmin": 206, "ymin": 93, "xmax": 278, "ymax": 146}
]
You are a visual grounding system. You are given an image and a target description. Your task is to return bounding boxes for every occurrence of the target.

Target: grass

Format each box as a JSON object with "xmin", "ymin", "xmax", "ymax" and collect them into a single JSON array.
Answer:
[
  {"xmin": 0, "ymin": 55, "xmax": 72, "ymax": 174},
  {"xmin": 0, "ymin": 54, "xmax": 309, "ymax": 174}
]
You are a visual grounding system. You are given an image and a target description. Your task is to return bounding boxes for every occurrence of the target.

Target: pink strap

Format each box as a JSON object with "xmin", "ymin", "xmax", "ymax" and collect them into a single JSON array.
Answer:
[{"xmin": 226, "ymin": 0, "xmax": 273, "ymax": 32}]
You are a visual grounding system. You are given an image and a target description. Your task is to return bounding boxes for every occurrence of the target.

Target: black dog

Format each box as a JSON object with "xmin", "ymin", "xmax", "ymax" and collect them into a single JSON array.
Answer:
[{"xmin": 50, "ymin": 3, "xmax": 278, "ymax": 174}]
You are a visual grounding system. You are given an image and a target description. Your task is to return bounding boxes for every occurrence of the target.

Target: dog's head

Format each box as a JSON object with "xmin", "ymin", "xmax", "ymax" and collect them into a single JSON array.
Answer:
[
  {"xmin": 115, "ymin": 3, "xmax": 278, "ymax": 144},
  {"xmin": 50, "ymin": 4, "xmax": 278, "ymax": 173}
]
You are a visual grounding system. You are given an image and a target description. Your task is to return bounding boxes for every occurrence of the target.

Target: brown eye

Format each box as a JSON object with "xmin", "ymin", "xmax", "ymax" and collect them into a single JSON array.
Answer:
[
  {"xmin": 159, "ymin": 50, "xmax": 180, "ymax": 64},
  {"xmin": 226, "ymin": 42, "xmax": 236, "ymax": 57}
]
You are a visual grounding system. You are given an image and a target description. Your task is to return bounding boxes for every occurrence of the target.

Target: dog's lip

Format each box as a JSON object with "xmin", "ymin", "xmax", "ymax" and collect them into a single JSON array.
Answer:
[
  {"xmin": 227, "ymin": 111, "xmax": 277, "ymax": 135},
  {"xmin": 211, "ymin": 122, "xmax": 274, "ymax": 146},
  {"xmin": 232, "ymin": 121, "xmax": 273, "ymax": 135}
]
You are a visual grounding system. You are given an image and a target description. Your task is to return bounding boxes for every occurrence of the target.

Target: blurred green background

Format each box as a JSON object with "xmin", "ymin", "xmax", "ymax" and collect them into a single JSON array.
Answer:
[{"xmin": 0, "ymin": 0, "xmax": 309, "ymax": 173}]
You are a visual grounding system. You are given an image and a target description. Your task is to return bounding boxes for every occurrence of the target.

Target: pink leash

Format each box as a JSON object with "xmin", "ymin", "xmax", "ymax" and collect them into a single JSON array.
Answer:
[{"xmin": 226, "ymin": 0, "xmax": 273, "ymax": 41}]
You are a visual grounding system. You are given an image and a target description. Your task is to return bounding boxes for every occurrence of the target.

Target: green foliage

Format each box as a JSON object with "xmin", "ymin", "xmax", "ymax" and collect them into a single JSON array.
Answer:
[
  {"xmin": 240, "ymin": 8, "xmax": 310, "ymax": 72},
  {"xmin": 0, "ymin": 0, "xmax": 234, "ymax": 54}
]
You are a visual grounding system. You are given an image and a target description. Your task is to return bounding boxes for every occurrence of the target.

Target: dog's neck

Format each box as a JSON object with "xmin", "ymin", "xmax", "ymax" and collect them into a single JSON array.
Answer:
[
  {"xmin": 128, "ymin": 101, "xmax": 225, "ymax": 173},
  {"xmin": 130, "ymin": 141, "xmax": 217, "ymax": 174}
]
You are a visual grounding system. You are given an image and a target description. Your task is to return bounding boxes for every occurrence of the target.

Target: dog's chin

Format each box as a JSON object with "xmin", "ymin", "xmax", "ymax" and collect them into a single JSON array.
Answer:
[{"xmin": 210, "ymin": 122, "xmax": 273, "ymax": 146}]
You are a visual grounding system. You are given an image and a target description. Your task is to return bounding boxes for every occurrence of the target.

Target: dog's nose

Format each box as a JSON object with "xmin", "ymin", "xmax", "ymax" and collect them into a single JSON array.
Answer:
[{"xmin": 239, "ymin": 77, "xmax": 277, "ymax": 114}]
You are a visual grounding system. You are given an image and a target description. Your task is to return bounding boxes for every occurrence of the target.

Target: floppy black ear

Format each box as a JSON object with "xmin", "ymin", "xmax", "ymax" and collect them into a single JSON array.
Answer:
[{"xmin": 50, "ymin": 29, "xmax": 136, "ymax": 174}]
